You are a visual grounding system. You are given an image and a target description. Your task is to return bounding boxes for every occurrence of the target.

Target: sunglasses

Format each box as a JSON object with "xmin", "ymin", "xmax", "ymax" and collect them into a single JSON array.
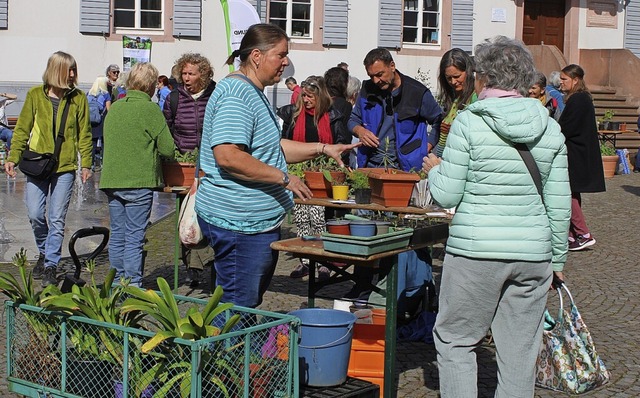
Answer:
[
  {"xmin": 111, "ymin": 70, "xmax": 120, "ymax": 75},
  {"xmin": 300, "ymin": 80, "xmax": 319, "ymax": 90}
]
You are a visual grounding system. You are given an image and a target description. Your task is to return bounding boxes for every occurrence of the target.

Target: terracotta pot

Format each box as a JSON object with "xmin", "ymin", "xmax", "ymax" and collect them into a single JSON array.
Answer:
[
  {"xmin": 326, "ymin": 219, "xmax": 351, "ymax": 235},
  {"xmin": 162, "ymin": 162, "xmax": 202, "ymax": 187},
  {"xmin": 602, "ymin": 155, "xmax": 618, "ymax": 179},
  {"xmin": 303, "ymin": 171, "xmax": 346, "ymax": 198},
  {"xmin": 364, "ymin": 168, "xmax": 420, "ymax": 207}
]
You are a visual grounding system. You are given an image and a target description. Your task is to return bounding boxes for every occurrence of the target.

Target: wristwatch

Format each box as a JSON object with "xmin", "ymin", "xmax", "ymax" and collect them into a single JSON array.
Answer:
[{"xmin": 281, "ymin": 172, "xmax": 290, "ymax": 187}]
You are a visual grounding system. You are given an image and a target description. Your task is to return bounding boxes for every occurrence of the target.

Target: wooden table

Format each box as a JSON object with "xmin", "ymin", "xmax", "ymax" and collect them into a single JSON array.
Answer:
[
  {"xmin": 294, "ymin": 197, "xmax": 450, "ymax": 216},
  {"xmin": 271, "ymin": 222, "xmax": 448, "ymax": 398}
]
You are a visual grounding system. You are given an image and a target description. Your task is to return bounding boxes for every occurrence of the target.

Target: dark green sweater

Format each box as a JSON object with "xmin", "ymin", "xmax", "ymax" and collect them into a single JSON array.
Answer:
[{"xmin": 100, "ymin": 90, "xmax": 176, "ymax": 189}]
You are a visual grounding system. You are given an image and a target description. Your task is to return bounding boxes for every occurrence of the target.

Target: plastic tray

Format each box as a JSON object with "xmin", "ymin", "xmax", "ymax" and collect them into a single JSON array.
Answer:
[{"xmin": 321, "ymin": 227, "xmax": 413, "ymax": 256}]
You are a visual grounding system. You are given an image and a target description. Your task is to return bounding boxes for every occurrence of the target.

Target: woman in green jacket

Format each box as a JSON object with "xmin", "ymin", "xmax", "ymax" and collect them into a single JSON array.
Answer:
[
  {"xmin": 4, "ymin": 51, "xmax": 93, "ymax": 287},
  {"xmin": 423, "ymin": 37, "xmax": 570, "ymax": 397},
  {"xmin": 100, "ymin": 62, "xmax": 176, "ymax": 287}
]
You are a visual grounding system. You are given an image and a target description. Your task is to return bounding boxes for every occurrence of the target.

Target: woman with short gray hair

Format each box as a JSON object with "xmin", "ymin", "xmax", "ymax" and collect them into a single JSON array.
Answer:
[{"xmin": 422, "ymin": 36, "xmax": 571, "ymax": 397}]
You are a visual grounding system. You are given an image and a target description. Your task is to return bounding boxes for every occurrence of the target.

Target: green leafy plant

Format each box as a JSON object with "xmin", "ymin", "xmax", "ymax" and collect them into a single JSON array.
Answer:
[
  {"xmin": 287, "ymin": 162, "xmax": 306, "ymax": 179},
  {"xmin": 169, "ymin": 148, "xmax": 199, "ymax": 164},
  {"xmin": 120, "ymin": 282, "xmax": 242, "ymax": 398},
  {"xmin": 598, "ymin": 109, "xmax": 615, "ymax": 123},
  {"xmin": 600, "ymin": 142, "xmax": 617, "ymax": 156},
  {"xmin": 41, "ymin": 267, "xmax": 144, "ymax": 367},
  {"xmin": 347, "ymin": 169, "xmax": 371, "ymax": 189}
]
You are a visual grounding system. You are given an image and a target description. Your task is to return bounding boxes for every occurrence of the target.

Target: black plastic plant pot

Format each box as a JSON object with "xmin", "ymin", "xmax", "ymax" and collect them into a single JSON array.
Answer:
[{"xmin": 354, "ymin": 188, "xmax": 372, "ymax": 204}]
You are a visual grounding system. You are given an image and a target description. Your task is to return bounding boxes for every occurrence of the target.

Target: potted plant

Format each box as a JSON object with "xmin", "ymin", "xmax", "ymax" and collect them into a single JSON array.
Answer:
[
  {"xmin": 347, "ymin": 169, "xmax": 372, "ymax": 204},
  {"xmin": 598, "ymin": 110, "xmax": 615, "ymax": 131},
  {"xmin": 322, "ymin": 169, "xmax": 349, "ymax": 200},
  {"xmin": 300, "ymin": 157, "xmax": 346, "ymax": 198},
  {"xmin": 162, "ymin": 148, "xmax": 201, "ymax": 188},
  {"xmin": 600, "ymin": 142, "xmax": 618, "ymax": 178}
]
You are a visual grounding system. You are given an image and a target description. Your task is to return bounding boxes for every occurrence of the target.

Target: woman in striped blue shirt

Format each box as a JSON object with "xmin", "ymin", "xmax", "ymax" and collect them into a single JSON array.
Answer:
[{"xmin": 195, "ymin": 24, "xmax": 358, "ymax": 308}]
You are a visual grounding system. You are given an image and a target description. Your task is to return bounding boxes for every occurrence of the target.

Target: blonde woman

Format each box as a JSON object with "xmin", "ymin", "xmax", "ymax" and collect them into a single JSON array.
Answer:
[{"xmin": 5, "ymin": 51, "xmax": 93, "ymax": 287}]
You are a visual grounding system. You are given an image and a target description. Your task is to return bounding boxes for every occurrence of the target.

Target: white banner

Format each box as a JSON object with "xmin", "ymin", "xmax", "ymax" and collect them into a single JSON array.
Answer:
[{"xmin": 220, "ymin": 0, "xmax": 261, "ymax": 71}]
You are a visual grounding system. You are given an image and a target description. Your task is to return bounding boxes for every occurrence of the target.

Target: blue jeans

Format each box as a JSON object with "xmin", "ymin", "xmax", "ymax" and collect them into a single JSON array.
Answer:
[
  {"xmin": 0, "ymin": 126, "xmax": 12, "ymax": 150},
  {"xmin": 26, "ymin": 172, "xmax": 75, "ymax": 268},
  {"xmin": 105, "ymin": 189, "xmax": 153, "ymax": 287},
  {"xmin": 198, "ymin": 215, "xmax": 280, "ymax": 308}
]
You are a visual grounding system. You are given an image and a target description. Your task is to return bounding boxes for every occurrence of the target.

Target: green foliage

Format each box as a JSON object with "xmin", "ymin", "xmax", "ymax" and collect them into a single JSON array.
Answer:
[
  {"xmin": 0, "ymin": 249, "xmax": 60, "ymax": 346},
  {"xmin": 171, "ymin": 148, "xmax": 199, "ymax": 164},
  {"xmin": 322, "ymin": 169, "xmax": 347, "ymax": 185},
  {"xmin": 301, "ymin": 156, "xmax": 343, "ymax": 172},
  {"xmin": 347, "ymin": 170, "xmax": 371, "ymax": 189},
  {"xmin": 598, "ymin": 109, "xmax": 615, "ymax": 123},
  {"xmin": 120, "ymin": 282, "xmax": 241, "ymax": 398},
  {"xmin": 41, "ymin": 268, "xmax": 144, "ymax": 366},
  {"xmin": 600, "ymin": 142, "xmax": 617, "ymax": 156},
  {"xmin": 287, "ymin": 162, "xmax": 306, "ymax": 178}
]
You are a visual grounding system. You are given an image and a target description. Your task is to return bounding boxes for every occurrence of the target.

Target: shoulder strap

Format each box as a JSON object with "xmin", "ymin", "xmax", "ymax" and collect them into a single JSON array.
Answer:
[
  {"xmin": 514, "ymin": 143, "xmax": 543, "ymax": 204},
  {"xmin": 169, "ymin": 90, "xmax": 179, "ymax": 122},
  {"xmin": 53, "ymin": 98, "xmax": 72, "ymax": 161}
]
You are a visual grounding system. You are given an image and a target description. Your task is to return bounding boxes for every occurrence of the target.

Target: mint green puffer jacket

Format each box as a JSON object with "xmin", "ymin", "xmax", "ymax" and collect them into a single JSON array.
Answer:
[{"xmin": 428, "ymin": 97, "xmax": 571, "ymax": 271}]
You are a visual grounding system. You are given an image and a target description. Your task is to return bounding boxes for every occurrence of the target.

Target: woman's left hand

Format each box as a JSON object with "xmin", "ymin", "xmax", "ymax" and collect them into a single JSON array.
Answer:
[
  {"xmin": 81, "ymin": 167, "xmax": 92, "ymax": 183},
  {"xmin": 422, "ymin": 153, "xmax": 441, "ymax": 174},
  {"xmin": 323, "ymin": 142, "xmax": 361, "ymax": 167},
  {"xmin": 286, "ymin": 174, "xmax": 313, "ymax": 200}
]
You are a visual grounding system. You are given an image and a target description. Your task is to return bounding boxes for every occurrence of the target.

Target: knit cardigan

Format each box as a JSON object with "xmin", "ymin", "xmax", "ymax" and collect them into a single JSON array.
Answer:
[{"xmin": 100, "ymin": 90, "xmax": 176, "ymax": 189}]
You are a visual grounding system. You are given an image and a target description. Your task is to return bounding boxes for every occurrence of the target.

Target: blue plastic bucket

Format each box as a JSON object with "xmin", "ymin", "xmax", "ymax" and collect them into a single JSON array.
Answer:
[{"xmin": 289, "ymin": 308, "xmax": 357, "ymax": 387}]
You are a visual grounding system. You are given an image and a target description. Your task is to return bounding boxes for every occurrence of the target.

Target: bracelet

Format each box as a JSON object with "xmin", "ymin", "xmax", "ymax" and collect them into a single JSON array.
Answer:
[{"xmin": 321, "ymin": 144, "xmax": 327, "ymax": 155}]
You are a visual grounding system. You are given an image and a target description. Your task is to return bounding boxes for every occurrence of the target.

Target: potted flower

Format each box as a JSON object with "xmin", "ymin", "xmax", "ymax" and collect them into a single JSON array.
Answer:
[
  {"xmin": 162, "ymin": 148, "xmax": 201, "ymax": 188},
  {"xmin": 347, "ymin": 169, "xmax": 372, "ymax": 204},
  {"xmin": 601, "ymin": 142, "xmax": 618, "ymax": 178}
]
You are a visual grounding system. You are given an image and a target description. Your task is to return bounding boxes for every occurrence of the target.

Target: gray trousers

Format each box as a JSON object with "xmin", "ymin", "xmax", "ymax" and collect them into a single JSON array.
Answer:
[{"xmin": 433, "ymin": 254, "xmax": 552, "ymax": 398}]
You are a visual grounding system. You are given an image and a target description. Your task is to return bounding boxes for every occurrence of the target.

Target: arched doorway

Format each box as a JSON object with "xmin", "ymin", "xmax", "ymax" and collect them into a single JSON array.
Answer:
[{"xmin": 523, "ymin": 0, "xmax": 566, "ymax": 50}]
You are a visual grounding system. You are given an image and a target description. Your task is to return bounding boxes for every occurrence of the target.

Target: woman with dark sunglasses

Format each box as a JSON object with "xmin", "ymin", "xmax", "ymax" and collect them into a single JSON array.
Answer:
[{"xmin": 277, "ymin": 75, "xmax": 350, "ymax": 279}]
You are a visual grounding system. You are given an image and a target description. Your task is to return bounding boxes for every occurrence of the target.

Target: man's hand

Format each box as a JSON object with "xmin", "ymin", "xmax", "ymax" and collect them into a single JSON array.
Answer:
[{"xmin": 355, "ymin": 127, "xmax": 379, "ymax": 148}]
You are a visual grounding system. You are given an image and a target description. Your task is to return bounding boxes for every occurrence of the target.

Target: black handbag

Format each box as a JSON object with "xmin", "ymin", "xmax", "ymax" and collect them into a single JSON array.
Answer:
[{"xmin": 19, "ymin": 99, "xmax": 71, "ymax": 180}]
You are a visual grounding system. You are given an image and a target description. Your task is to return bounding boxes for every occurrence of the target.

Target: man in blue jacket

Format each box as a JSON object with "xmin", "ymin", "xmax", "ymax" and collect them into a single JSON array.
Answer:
[
  {"xmin": 346, "ymin": 48, "xmax": 442, "ymax": 316},
  {"xmin": 349, "ymin": 47, "xmax": 442, "ymax": 170}
]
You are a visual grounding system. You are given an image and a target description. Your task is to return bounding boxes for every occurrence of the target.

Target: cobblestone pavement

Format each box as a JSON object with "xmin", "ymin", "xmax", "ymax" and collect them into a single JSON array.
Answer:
[{"xmin": 1, "ymin": 172, "xmax": 639, "ymax": 397}]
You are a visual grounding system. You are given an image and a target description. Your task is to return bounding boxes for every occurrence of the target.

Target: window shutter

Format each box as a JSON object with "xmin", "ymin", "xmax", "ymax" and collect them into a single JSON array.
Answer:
[
  {"xmin": 174, "ymin": 0, "xmax": 202, "ymax": 38},
  {"xmin": 378, "ymin": 0, "xmax": 401, "ymax": 49},
  {"xmin": 0, "ymin": 0, "xmax": 7, "ymax": 29},
  {"xmin": 79, "ymin": 0, "xmax": 110, "ymax": 35},
  {"xmin": 625, "ymin": 1, "xmax": 640, "ymax": 58},
  {"xmin": 451, "ymin": 0, "xmax": 474, "ymax": 52},
  {"xmin": 323, "ymin": 0, "xmax": 348, "ymax": 46},
  {"xmin": 246, "ymin": 0, "xmax": 267, "ymax": 22}
]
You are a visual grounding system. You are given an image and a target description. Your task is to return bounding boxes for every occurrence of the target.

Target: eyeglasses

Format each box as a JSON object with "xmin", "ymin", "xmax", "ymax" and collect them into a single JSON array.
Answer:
[
  {"xmin": 385, "ymin": 95, "xmax": 394, "ymax": 116},
  {"xmin": 300, "ymin": 80, "xmax": 319, "ymax": 90}
]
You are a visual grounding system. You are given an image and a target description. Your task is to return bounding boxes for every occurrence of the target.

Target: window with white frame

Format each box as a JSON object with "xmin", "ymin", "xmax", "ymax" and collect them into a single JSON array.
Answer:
[
  {"xmin": 403, "ymin": 0, "xmax": 441, "ymax": 45},
  {"xmin": 114, "ymin": 0, "xmax": 163, "ymax": 30},
  {"xmin": 269, "ymin": 0, "xmax": 312, "ymax": 38}
]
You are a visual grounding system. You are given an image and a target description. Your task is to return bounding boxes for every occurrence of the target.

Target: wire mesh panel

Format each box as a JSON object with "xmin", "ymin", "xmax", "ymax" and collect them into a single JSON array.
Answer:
[{"xmin": 6, "ymin": 295, "xmax": 299, "ymax": 398}]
